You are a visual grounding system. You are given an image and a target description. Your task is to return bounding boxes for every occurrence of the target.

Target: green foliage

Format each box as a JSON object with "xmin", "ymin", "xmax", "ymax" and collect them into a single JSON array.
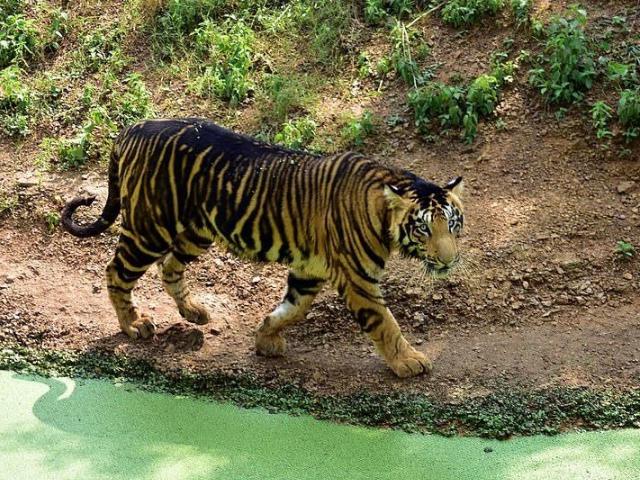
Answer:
[
  {"xmin": 510, "ymin": 0, "xmax": 531, "ymax": 26},
  {"xmin": 274, "ymin": 117, "xmax": 316, "ymax": 149},
  {"xmin": 0, "ymin": 0, "xmax": 25, "ymax": 16},
  {"xmin": 0, "ymin": 65, "xmax": 32, "ymax": 136},
  {"xmin": 615, "ymin": 240, "xmax": 636, "ymax": 261},
  {"xmin": 0, "ymin": 193, "xmax": 18, "ymax": 215},
  {"xmin": 341, "ymin": 110, "xmax": 375, "ymax": 147},
  {"xmin": 303, "ymin": 1, "xmax": 353, "ymax": 68},
  {"xmin": 260, "ymin": 74, "xmax": 312, "ymax": 125},
  {"xmin": 389, "ymin": 20, "xmax": 432, "ymax": 87},
  {"xmin": 189, "ymin": 19, "xmax": 254, "ymax": 105},
  {"xmin": 79, "ymin": 27, "xmax": 127, "ymax": 73},
  {"xmin": 43, "ymin": 211, "xmax": 60, "ymax": 234},
  {"xmin": 590, "ymin": 101, "xmax": 613, "ymax": 139},
  {"xmin": 606, "ymin": 62, "xmax": 637, "ymax": 87},
  {"xmin": 409, "ymin": 70, "xmax": 504, "ymax": 142},
  {"xmin": 617, "ymin": 88, "xmax": 640, "ymax": 142},
  {"xmin": 441, "ymin": 0, "xmax": 505, "ymax": 28},
  {"xmin": 151, "ymin": 0, "xmax": 226, "ymax": 58},
  {"xmin": 408, "ymin": 82, "xmax": 466, "ymax": 132},
  {"xmin": 0, "ymin": 12, "xmax": 39, "ymax": 68},
  {"xmin": 528, "ymin": 7, "xmax": 595, "ymax": 104},
  {"xmin": 43, "ymin": 7, "xmax": 69, "ymax": 53},
  {"xmin": 364, "ymin": 0, "xmax": 418, "ymax": 24}
]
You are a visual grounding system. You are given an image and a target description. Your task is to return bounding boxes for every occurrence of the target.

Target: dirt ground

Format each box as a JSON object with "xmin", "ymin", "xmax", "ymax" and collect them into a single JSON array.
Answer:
[{"xmin": 1, "ymin": 1, "xmax": 639, "ymax": 400}]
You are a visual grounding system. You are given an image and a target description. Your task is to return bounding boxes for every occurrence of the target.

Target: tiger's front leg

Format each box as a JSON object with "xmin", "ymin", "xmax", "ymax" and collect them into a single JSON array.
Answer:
[
  {"xmin": 342, "ymin": 281, "xmax": 432, "ymax": 378},
  {"xmin": 256, "ymin": 270, "xmax": 325, "ymax": 357}
]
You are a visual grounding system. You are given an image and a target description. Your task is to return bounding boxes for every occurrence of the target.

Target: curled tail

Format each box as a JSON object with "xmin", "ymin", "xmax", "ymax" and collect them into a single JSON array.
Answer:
[{"xmin": 61, "ymin": 148, "xmax": 121, "ymax": 238}]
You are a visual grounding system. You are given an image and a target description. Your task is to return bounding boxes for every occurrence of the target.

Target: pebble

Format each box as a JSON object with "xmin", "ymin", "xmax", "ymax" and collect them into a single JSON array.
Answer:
[
  {"xmin": 617, "ymin": 181, "xmax": 636, "ymax": 194},
  {"xmin": 623, "ymin": 273, "xmax": 633, "ymax": 281}
]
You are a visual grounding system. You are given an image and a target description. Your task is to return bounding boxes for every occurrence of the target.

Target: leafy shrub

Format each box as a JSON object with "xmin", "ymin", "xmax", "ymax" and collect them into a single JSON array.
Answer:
[
  {"xmin": 261, "ymin": 74, "xmax": 312, "ymax": 125},
  {"xmin": 0, "ymin": 65, "xmax": 32, "ymax": 136},
  {"xmin": 44, "ymin": 7, "xmax": 69, "ymax": 53},
  {"xmin": 151, "ymin": 0, "xmax": 226, "ymax": 58},
  {"xmin": 528, "ymin": 8, "xmax": 595, "ymax": 104},
  {"xmin": 389, "ymin": 20, "xmax": 432, "ymax": 87},
  {"xmin": 466, "ymin": 74, "xmax": 499, "ymax": 116},
  {"xmin": 441, "ymin": 0, "xmax": 505, "ymax": 28},
  {"xmin": 510, "ymin": 0, "xmax": 531, "ymax": 26},
  {"xmin": 274, "ymin": 117, "xmax": 316, "ymax": 149},
  {"xmin": 408, "ymin": 82, "xmax": 467, "ymax": 133},
  {"xmin": 111, "ymin": 73, "xmax": 154, "ymax": 126},
  {"xmin": 303, "ymin": 1, "xmax": 354, "ymax": 68},
  {"xmin": 189, "ymin": 19, "xmax": 254, "ymax": 105},
  {"xmin": 606, "ymin": 62, "xmax": 638, "ymax": 88},
  {"xmin": 79, "ymin": 28, "xmax": 127, "ymax": 72},
  {"xmin": 590, "ymin": 101, "xmax": 613, "ymax": 139},
  {"xmin": 342, "ymin": 110, "xmax": 375, "ymax": 147},
  {"xmin": 364, "ymin": 0, "xmax": 417, "ymax": 24},
  {"xmin": 0, "ymin": 13, "xmax": 39, "ymax": 68},
  {"xmin": 617, "ymin": 88, "xmax": 640, "ymax": 142}
]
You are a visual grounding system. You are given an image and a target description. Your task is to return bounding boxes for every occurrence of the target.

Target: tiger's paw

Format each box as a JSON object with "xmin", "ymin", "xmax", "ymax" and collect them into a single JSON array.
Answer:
[
  {"xmin": 255, "ymin": 331, "xmax": 287, "ymax": 357},
  {"xmin": 180, "ymin": 302, "xmax": 211, "ymax": 325},
  {"xmin": 121, "ymin": 313, "xmax": 156, "ymax": 340},
  {"xmin": 388, "ymin": 348, "xmax": 432, "ymax": 378}
]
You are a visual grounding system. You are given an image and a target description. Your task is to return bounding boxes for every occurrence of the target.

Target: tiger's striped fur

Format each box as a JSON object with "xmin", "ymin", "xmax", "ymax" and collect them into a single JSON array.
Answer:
[{"xmin": 62, "ymin": 118, "xmax": 464, "ymax": 378}]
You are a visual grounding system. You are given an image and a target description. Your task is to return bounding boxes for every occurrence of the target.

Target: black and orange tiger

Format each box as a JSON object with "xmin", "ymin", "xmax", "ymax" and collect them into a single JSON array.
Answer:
[{"xmin": 62, "ymin": 118, "xmax": 465, "ymax": 378}]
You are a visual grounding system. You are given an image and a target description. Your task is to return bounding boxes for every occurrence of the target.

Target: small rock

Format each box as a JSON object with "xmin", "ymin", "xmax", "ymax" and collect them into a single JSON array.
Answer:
[
  {"xmin": 251, "ymin": 276, "xmax": 261, "ymax": 284},
  {"xmin": 617, "ymin": 181, "xmax": 636, "ymax": 194},
  {"xmin": 623, "ymin": 273, "xmax": 633, "ymax": 281},
  {"xmin": 432, "ymin": 293, "xmax": 443, "ymax": 301}
]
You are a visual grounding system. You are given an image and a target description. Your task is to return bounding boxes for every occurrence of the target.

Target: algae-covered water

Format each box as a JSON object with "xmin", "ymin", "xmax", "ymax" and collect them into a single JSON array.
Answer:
[{"xmin": 0, "ymin": 370, "xmax": 638, "ymax": 480}]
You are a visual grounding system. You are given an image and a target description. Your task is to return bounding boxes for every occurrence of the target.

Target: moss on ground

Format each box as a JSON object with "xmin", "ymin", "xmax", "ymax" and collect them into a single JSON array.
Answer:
[{"xmin": 1, "ymin": 341, "xmax": 639, "ymax": 439}]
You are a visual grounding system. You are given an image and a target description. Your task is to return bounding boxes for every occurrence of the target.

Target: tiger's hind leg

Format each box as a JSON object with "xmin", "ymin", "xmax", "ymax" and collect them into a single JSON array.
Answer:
[
  {"xmin": 106, "ymin": 235, "xmax": 165, "ymax": 339},
  {"xmin": 256, "ymin": 270, "xmax": 326, "ymax": 357},
  {"xmin": 160, "ymin": 228, "xmax": 213, "ymax": 325}
]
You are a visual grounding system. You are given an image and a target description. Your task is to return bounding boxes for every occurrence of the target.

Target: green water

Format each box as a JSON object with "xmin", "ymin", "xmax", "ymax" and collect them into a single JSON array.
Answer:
[{"xmin": 0, "ymin": 370, "xmax": 639, "ymax": 480}]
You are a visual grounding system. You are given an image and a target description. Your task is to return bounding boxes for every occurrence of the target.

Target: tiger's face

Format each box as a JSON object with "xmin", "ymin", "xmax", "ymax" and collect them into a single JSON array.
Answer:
[{"xmin": 386, "ymin": 176, "xmax": 464, "ymax": 278}]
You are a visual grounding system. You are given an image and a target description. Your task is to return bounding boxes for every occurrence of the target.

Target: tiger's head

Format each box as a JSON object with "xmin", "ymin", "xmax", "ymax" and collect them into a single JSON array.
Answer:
[{"xmin": 385, "ymin": 176, "xmax": 464, "ymax": 278}]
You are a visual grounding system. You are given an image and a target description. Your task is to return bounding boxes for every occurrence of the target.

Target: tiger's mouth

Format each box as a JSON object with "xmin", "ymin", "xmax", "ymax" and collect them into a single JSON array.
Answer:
[{"xmin": 423, "ymin": 260, "xmax": 455, "ymax": 279}]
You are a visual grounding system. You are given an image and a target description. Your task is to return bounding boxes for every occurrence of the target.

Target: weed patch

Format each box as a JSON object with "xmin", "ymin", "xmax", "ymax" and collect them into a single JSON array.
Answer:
[
  {"xmin": 274, "ymin": 117, "xmax": 316, "ymax": 149},
  {"xmin": 441, "ymin": 0, "xmax": 504, "ymax": 28},
  {"xmin": 528, "ymin": 7, "xmax": 595, "ymax": 104}
]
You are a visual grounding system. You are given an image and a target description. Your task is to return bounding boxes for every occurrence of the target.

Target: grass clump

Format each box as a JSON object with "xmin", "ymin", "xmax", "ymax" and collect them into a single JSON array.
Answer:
[
  {"xmin": 78, "ymin": 27, "xmax": 128, "ymax": 73},
  {"xmin": 302, "ymin": 1, "xmax": 355, "ymax": 68},
  {"xmin": 274, "ymin": 117, "xmax": 316, "ymax": 149},
  {"xmin": 364, "ymin": 0, "xmax": 418, "ymax": 24},
  {"xmin": 617, "ymin": 88, "xmax": 640, "ymax": 142},
  {"xmin": 528, "ymin": 7, "xmax": 595, "ymax": 104},
  {"xmin": 188, "ymin": 19, "xmax": 254, "ymax": 105},
  {"xmin": 259, "ymin": 74, "xmax": 314, "ymax": 126},
  {"xmin": 0, "ymin": 65, "xmax": 32, "ymax": 136},
  {"xmin": 441, "ymin": 0, "xmax": 505, "ymax": 28},
  {"xmin": 341, "ymin": 110, "xmax": 376, "ymax": 147}
]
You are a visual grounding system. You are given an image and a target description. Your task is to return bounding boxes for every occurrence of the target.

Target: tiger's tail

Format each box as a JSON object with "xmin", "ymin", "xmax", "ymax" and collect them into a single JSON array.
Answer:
[{"xmin": 61, "ymin": 147, "xmax": 121, "ymax": 238}]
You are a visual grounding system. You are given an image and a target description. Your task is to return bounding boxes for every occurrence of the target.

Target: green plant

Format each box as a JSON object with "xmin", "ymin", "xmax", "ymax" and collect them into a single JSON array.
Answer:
[
  {"xmin": 274, "ymin": 117, "xmax": 316, "ymax": 149},
  {"xmin": 510, "ymin": 0, "xmax": 531, "ymax": 26},
  {"xmin": 342, "ymin": 110, "xmax": 376, "ymax": 147},
  {"xmin": 0, "ymin": 193, "xmax": 18, "ymax": 215},
  {"xmin": 79, "ymin": 27, "xmax": 127, "ymax": 72},
  {"xmin": 44, "ymin": 211, "xmax": 60, "ymax": 234},
  {"xmin": 390, "ymin": 19, "xmax": 431, "ymax": 87},
  {"xmin": 189, "ymin": 19, "xmax": 254, "ymax": 105},
  {"xmin": 606, "ymin": 62, "xmax": 637, "ymax": 87},
  {"xmin": 0, "ymin": 12, "xmax": 39, "ymax": 68},
  {"xmin": 260, "ymin": 74, "xmax": 312, "ymax": 125},
  {"xmin": 151, "ymin": 0, "xmax": 226, "ymax": 58},
  {"xmin": 408, "ymin": 82, "xmax": 466, "ymax": 133},
  {"xmin": 441, "ymin": 0, "xmax": 505, "ymax": 28},
  {"xmin": 0, "ymin": 65, "xmax": 32, "ymax": 136},
  {"xmin": 590, "ymin": 101, "xmax": 613, "ymax": 139},
  {"xmin": 615, "ymin": 240, "xmax": 636, "ymax": 260},
  {"xmin": 528, "ymin": 7, "xmax": 595, "ymax": 104},
  {"xmin": 617, "ymin": 88, "xmax": 640, "ymax": 142},
  {"xmin": 303, "ymin": 1, "xmax": 354, "ymax": 68},
  {"xmin": 111, "ymin": 73, "xmax": 154, "ymax": 126}
]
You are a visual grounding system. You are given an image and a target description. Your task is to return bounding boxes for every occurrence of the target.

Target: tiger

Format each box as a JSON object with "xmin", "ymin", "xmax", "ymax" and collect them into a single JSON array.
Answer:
[{"xmin": 61, "ymin": 118, "xmax": 465, "ymax": 378}]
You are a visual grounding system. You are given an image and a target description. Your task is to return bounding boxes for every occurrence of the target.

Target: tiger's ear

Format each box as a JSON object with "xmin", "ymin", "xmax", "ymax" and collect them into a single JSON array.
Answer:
[
  {"xmin": 384, "ymin": 184, "xmax": 412, "ymax": 212},
  {"xmin": 444, "ymin": 176, "xmax": 464, "ymax": 198}
]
